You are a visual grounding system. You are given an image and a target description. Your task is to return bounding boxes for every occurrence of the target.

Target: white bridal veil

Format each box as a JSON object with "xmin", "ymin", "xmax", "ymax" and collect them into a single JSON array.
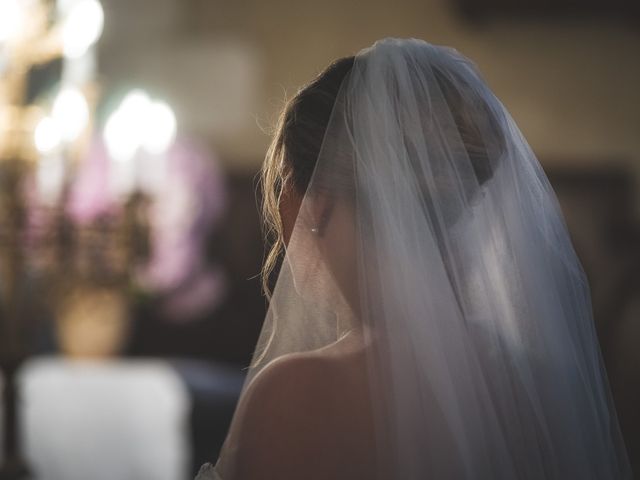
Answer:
[{"xmin": 206, "ymin": 38, "xmax": 631, "ymax": 479}]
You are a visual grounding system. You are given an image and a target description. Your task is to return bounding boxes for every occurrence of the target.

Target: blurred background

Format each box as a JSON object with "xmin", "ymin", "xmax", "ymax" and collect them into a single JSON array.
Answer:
[{"xmin": 0, "ymin": 0, "xmax": 638, "ymax": 479}]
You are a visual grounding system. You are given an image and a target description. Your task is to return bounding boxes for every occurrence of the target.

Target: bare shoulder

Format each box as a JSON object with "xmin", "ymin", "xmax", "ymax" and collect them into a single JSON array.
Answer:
[
  {"xmin": 245, "ymin": 333, "xmax": 366, "ymax": 409},
  {"xmin": 228, "ymin": 338, "xmax": 371, "ymax": 479},
  {"xmin": 239, "ymin": 349, "xmax": 343, "ymax": 430}
]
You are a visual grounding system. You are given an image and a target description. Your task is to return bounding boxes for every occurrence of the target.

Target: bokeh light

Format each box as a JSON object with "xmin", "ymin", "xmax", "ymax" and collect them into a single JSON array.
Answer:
[
  {"xmin": 0, "ymin": 0, "xmax": 26, "ymax": 45},
  {"xmin": 34, "ymin": 116, "xmax": 62, "ymax": 154},
  {"xmin": 104, "ymin": 89, "xmax": 177, "ymax": 163},
  {"xmin": 52, "ymin": 87, "xmax": 90, "ymax": 142},
  {"xmin": 62, "ymin": 0, "xmax": 104, "ymax": 59}
]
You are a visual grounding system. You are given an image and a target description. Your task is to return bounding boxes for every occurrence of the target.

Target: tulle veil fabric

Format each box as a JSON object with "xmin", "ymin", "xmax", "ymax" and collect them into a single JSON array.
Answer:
[{"xmin": 206, "ymin": 38, "xmax": 631, "ymax": 479}]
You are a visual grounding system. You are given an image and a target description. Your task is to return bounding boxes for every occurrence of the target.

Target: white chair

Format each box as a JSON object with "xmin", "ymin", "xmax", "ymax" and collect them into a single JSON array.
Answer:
[{"xmin": 16, "ymin": 357, "xmax": 191, "ymax": 480}]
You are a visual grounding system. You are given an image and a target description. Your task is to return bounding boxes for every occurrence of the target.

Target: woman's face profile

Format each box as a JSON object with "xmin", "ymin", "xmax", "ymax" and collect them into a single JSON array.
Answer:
[
  {"xmin": 279, "ymin": 180, "xmax": 360, "ymax": 317},
  {"xmin": 278, "ymin": 184, "xmax": 304, "ymax": 248}
]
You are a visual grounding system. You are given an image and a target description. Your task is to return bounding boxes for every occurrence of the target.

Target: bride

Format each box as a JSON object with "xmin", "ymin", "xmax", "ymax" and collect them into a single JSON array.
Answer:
[{"xmin": 198, "ymin": 38, "xmax": 631, "ymax": 479}]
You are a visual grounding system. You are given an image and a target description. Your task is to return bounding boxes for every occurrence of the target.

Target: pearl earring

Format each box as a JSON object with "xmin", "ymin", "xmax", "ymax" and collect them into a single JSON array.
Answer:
[{"xmin": 311, "ymin": 227, "xmax": 320, "ymax": 234}]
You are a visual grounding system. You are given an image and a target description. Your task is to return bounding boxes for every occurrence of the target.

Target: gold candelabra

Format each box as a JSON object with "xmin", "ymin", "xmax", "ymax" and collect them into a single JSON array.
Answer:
[{"xmin": 0, "ymin": 1, "xmax": 103, "ymax": 477}]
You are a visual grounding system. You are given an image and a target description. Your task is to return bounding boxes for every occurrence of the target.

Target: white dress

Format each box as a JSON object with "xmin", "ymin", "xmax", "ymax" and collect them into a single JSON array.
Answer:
[{"xmin": 195, "ymin": 463, "xmax": 218, "ymax": 479}]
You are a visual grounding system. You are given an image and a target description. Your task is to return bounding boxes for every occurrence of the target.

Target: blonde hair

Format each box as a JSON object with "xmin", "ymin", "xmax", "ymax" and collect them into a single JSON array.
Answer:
[
  {"xmin": 259, "ymin": 56, "xmax": 356, "ymax": 299},
  {"xmin": 259, "ymin": 108, "xmax": 290, "ymax": 300}
]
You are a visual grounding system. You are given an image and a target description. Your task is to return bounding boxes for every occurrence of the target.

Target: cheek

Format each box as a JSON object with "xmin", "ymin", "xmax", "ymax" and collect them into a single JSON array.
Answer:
[{"xmin": 279, "ymin": 189, "xmax": 304, "ymax": 247}]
